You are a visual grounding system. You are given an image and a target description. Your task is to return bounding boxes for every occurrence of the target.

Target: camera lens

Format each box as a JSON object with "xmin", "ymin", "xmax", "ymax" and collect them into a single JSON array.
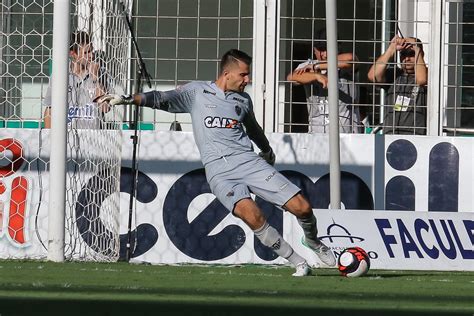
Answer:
[{"xmin": 400, "ymin": 49, "xmax": 415, "ymax": 59}]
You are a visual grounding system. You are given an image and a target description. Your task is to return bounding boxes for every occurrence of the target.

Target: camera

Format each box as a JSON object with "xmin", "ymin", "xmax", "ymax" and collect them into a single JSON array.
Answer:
[{"xmin": 400, "ymin": 48, "xmax": 415, "ymax": 60}]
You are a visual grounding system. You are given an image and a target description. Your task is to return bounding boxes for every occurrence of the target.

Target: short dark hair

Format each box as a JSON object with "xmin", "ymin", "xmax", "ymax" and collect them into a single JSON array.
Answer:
[
  {"xmin": 314, "ymin": 28, "xmax": 327, "ymax": 51},
  {"xmin": 219, "ymin": 49, "xmax": 252, "ymax": 74},
  {"xmin": 69, "ymin": 31, "xmax": 91, "ymax": 53}
]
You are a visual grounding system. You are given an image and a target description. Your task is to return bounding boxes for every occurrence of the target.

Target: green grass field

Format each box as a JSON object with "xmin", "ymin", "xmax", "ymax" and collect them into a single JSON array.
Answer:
[{"xmin": 0, "ymin": 260, "xmax": 472, "ymax": 316}]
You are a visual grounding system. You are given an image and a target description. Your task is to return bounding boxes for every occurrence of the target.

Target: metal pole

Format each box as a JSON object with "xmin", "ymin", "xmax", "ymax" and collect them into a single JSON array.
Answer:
[
  {"xmin": 427, "ymin": 0, "xmax": 443, "ymax": 136},
  {"xmin": 252, "ymin": 0, "xmax": 267, "ymax": 130},
  {"xmin": 379, "ymin": 0, "xmax": 391, "ymax": 125},
  {"xmin": 325, "ymin": 0, "xmax": 341, "ymax": 209},
  {"xmin": 121, "ymin": 1, "xmax": 152, "ymax": 261},
  {"xmin": 48, "ymin": 0, "xmax": 70, "ymax": 262}
]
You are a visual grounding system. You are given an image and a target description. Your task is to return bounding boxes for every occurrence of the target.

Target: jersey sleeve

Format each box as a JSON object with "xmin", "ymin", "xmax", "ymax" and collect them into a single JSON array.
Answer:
[
  {"xmin": 139, "ymin": 82, "xmax": 195, "ymax": 113},
  {"xmin": 242, "ymin": 96, "xmax": 271, "ymax": 153},
  {"xmin": 43, "ymin": 81, "xmax": 52, "ymax": 107},
  {"xmin": 294, "ymin": 59, "xmax": 313, "ymax": 71}
]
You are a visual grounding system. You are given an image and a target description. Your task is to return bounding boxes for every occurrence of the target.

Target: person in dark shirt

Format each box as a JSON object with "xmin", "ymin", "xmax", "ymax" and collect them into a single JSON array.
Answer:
[{"xmin": 368, "ymin": 36, "xmax": 428, "ymax": 135}]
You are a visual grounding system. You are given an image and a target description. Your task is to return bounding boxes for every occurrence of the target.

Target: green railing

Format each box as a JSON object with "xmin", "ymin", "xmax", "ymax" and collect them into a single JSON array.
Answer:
[{"xmin": 0, "ymin": 120, "xmax": 155, "ymax": 130}]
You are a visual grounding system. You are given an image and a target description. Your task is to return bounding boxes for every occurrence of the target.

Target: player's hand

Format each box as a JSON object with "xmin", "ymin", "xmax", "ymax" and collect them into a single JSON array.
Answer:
[
  {"xmin": 95, "ymin": 94, "xmax": 134, "ymax": 106},
  {"xmin": 259, "ymin": 148, "xmax": 276, "ymax": 166},
  {"xmin": 395, "ymin": 37, "xmax": 407, "ymax": 51},
  {"xmin": 388, "ymin": 35, "xmax": 403, "ymax": 54}
]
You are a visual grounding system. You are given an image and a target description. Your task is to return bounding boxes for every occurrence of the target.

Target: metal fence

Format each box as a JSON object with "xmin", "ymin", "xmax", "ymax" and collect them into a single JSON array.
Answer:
[
  {"xmin": 442, "ymin": 0, "xmax": 474, "ymax": 135},
  {"xmin": 0, "ymin": 0, "xmax": 473, "ymax": 135}
]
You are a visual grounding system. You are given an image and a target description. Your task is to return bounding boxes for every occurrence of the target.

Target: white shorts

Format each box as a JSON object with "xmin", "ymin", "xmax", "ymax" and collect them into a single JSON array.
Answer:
[{"xmin": 205, "ymin": 152, "xmax": 301, "ymax": 213}]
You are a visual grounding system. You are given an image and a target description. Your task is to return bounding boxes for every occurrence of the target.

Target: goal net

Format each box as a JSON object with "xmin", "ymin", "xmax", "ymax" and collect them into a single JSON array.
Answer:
[
  {"xmin": 62, "ymin": 0, "xmax": 130, "ymax": 261},
  {"xmin": 0, "ymin": 0, "xmax": 129, "ymax": 262}
]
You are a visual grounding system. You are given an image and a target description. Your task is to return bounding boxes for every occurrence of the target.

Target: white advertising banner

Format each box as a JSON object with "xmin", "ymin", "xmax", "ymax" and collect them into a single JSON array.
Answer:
[
  {"xmin": 0, "ymin": 129, "xmax": 472, "ymax": 271},
  {"xmin": 308, "ymin": 210, "xmax": 473, "ymax": 271}
]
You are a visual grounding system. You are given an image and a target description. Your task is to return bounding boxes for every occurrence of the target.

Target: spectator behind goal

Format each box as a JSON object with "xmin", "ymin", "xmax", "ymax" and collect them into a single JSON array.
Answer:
[
  {"xmin": 367, "ymin": 36, "xmax": 428, "ymax": 135},
  {"xmin": 43, "ymin": 31, "xmax": 108, "ymax": 129}
]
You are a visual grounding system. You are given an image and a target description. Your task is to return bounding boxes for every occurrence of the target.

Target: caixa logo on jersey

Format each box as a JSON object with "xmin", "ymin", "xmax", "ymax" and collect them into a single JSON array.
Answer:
[
  {"xmin": 0, "ymin": 138, "xmax": 30, "ymax": 247},
  {"xmin": 204, "ymin": 116, "xmax": 240, "ymax": 129},
  {"xmin": 319, "ymin": 219, "xmax": 378, "ymax": 260}
]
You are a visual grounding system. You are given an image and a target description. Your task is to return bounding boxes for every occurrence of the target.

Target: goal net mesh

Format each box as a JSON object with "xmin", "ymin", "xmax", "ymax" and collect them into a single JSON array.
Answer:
[
  {"xmin": 63, "ymin": 0, "xmax": 129, "ymax": 261},
  {"xmin": 0, "ymin": 0, "xmax": 129, "ymax": 261}
]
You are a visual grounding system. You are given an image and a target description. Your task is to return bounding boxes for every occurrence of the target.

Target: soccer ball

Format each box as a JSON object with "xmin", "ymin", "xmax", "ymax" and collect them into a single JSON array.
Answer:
[{"xmin": 337, "ymin": 247, "xmax": 370, "ymax": 277}]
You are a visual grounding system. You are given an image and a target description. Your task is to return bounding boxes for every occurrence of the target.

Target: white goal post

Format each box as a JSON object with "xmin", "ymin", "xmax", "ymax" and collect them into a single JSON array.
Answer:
[{"xmin": 47, "ymin": 0, "xmax": 70, "ymax": 263}]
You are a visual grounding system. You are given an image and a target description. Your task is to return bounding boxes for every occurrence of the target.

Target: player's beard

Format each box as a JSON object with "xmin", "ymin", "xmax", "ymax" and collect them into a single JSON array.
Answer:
[{"xmin": 230, "ymin": 83, "xmax": 246, "ymax": 93}]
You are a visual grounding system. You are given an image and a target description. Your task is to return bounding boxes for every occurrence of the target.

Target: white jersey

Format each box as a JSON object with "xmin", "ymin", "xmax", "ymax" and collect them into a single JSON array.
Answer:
[
  {"xmin": 296, "ymin": 59, "xmax": 361, "ymax": 133},
  {"xmin": 44, "ymin": 70, "xmax": 102, "ymax": 129}
]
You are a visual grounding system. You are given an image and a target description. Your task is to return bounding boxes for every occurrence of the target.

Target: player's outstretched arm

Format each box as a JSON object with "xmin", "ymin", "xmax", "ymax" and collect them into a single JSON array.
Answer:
[
  {"xmin": 96, "ymin": 87, "xmax": 192, "ymax": 114},
  {"xmin": 95, "ymin": 94, "xmax": 138, "ymax": 106}
]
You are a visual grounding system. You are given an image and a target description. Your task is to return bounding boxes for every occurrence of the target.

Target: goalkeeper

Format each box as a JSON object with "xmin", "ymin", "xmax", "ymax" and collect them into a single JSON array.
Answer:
[{"xmin": 99, "ymin": 49, "xmax": 335, "ymax": 275}]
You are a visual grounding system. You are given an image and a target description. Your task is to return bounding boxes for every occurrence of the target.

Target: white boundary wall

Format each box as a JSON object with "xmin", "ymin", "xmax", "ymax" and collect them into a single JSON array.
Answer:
[{"xmin": 0, "ymin": 129, "xmax": 472, "ymax": 270}]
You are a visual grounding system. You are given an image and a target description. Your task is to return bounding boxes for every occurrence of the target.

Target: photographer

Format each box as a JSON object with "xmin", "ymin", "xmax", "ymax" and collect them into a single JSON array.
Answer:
[{"xmin": 368, "ymin": 36, "xmax": 428, "ymax": 135}]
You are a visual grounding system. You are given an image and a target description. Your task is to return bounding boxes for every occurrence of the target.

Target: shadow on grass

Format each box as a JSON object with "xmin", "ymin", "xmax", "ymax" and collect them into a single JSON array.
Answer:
[{"xmin": 0, "ymin": 297, "xmax": 472, "ymax": 316}]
